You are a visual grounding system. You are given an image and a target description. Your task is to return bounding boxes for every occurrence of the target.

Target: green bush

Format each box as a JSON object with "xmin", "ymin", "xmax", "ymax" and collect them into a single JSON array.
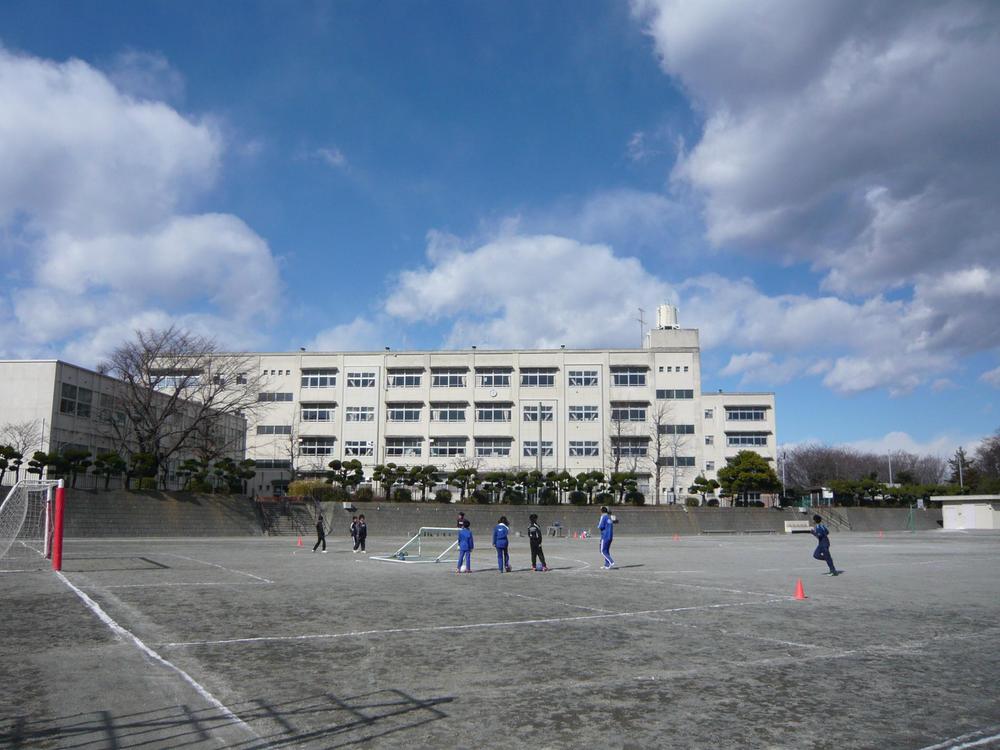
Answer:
[
  {"xmin": 392, "ymin": 487, "xmax": 412, "ymax": 502},
  {"xmin": 706, "ymin": 498, "xmax": 719, "ymax": 507},
  {"xmin": 685, "ymin": 497, "xmax": 700, "ymax": 507},
  {"xmin": 539, "ymin": 488, "xmax": 559, "ymax": 505},
  {"xmin": 471, "ymin": 489, "xmax": 492, "ymax": 504},
  {"xmin": 138, "ymin": 477, "xmax": 157, "ymax": 490},
  {"xmin": 434, "ymin": 488, "xmax": 453, "ymax": 503},
  {"xmin": 569, "ymin": 490, "xmax": 588, "ymax": 505},
  {"xmin": 354, "ymin": 486, "xmax": 375, "ymax": 502},
  {"xmin": 189, "ymin": 479, "xmax": 214, "ymax": 493},
  {"xmin": 288, "ymin": 479, "xmax": 339, "ymax": 501},
  {"xmin": 627, "ymin": 491, "xmax": 645, "ymax": 506},
  {"xmin": 504, "ymin": 489, "xmax": 525, "ymax": 505},
  {"xmin": 595, "ymin": 492, "xmax": 614, "ymax": 505}
]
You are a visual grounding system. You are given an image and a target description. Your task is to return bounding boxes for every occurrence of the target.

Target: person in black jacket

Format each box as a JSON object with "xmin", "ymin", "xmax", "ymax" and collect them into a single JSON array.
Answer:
[
  {"xmin": 354, "ymin": 514, "xmax": 368, "ymax": 553},
  {"xmin": 312, "ymin": 514, "xmax": 327, "ymax": 553},
  {"xmin": 528, "ymin": 514, "xmax": 548, "ymax": 571}
]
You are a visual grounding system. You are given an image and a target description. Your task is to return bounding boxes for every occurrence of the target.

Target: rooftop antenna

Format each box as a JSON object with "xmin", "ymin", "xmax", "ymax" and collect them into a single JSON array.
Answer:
[{"xmin": 636, "ymin": 307, "xmax": 646, "ymax": 347}]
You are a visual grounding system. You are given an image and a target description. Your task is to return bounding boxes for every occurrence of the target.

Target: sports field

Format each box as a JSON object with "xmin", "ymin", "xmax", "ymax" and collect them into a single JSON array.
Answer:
[{"xmin": 3, "ymin": 531, "xmax": 999, "ymax": 749}]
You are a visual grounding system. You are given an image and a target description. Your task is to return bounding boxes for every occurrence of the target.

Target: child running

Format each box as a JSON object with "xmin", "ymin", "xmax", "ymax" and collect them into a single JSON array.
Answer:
[
  {"xmin": 598, "ymin": 506, "xmax": 616, "ymax": 569},
  {"xmin": 528, "ymin": 514, "xmax": 549, "ymax": 571},
  {"xmin": 492, "ymin": 515, "xmax": 511, "ymax": 572},
  {"xmin": 355, "ymin": 514, "xmax": 368, "ymax": 553},
  {"xmin": 312, "ymin": 513, "xmax": 327, "ymax": 553},
  {"xmin": 457, "ymin": 519, "xmax": 473, "ymax": 573},
  {"xmin": 810, "ymin": 514, "xmax": 839, "ymax": 575}
]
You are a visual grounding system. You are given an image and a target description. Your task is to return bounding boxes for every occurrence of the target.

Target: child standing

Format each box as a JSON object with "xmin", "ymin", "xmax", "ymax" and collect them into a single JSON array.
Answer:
[
  {"xmin": 598, "ymin": 506, "xmax": 616, "ymax": 569},
  {"xmin": 810, "ymin": 514, "xmax": 838, "ymax": 575},
  {"xmin": 312, "ymin": 513, "xmax": 327, "ymax": 553},
  {"xmin": 457, "ymin": 519, "xmax": 473, "ymax": 573},
  {"xmin": 528, "ymin": 514, "xmax": 548, "ymax": 571},
  {"xmin": 354, "ymin": 514, "xmax": 367, "ymax": 553},
  {"xmin": 492, "ymin": 515, "xmax": 511, "ymax": 572},
  {"xmin": 350, "ymin": 516, "xmax": 358, "ymax": 552}
]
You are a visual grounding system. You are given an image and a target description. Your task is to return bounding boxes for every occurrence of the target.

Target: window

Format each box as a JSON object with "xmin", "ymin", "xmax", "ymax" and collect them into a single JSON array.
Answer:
[
  {"xmin": 704, "ymin": 409, "xmax": 714, "ymax": 419},
  {"xmin": 430, "ymin": 403, "xmax": 466, "ymax": 422},
  {"xmin": 430, "ymin": 437, "xmax": 466, "ymax": 457},
  {"xmin": 659, "ymin": 424, "xmax": 695, "ymax": 435},
  {"xmin": 387, "ymin": 371, "xmax": 422, "ymax": 388},
  {"xmin": 659, "ymin": 456, "xmax": 696, "ymax": 467},
  {"xmin": 705, "ymin": 435, "xmax": 714, "ymax": 446},
  {"xmin": 523, "ymin": 440, "xmax": 554, "ymax": 457},
  {"xmin": 254, "ymin": 459, "xmax": 292, "ymax": 470},
  {"xmin": 476, "ymin": 368, "xmax": 512, "ymax": 387},
  {"xmin": 345, "ymin": 406, "xmax": 375, "ymax": 422},
  {"xmin": 59, "ymin": 383, "xmax": 93, "ymax": 418},
  {"xmin": 520, "ymin": 369, "xmax": 556, "ymax": 387},
  {"xmin": 612, "ymin": 367, "xmax": 646, "ymax": 386},
  {"xmin": 727, "ymin": 433, "xmax": 769, "ymax": 447},
  {"xmin": 705, "ymin": 461, "xmax": 715, "ymax": 471},
  {"xmin": 568, "ymin": 370, "xmax": 598, "ymax": 387},
  {"xmin": 302, "ymin": 403, "xmax": 335, "ymax": 422},
  {"xmin": 256, "ymin": 425, "xmax": 292, "ymax": 435},
  {"xmin": 476, "ymin": 438, "xmax": 512, "ymax": 457},
  {"xmin": 611, "ymin": 404, "xmax": 647, "ymax": 422},
  {"xmin": 385, "ymin": 438, "xmax": 422, "ymax": 457},
  {"xmin": 658, "ymin": 366, "xmax": 664, "ymax": 373},
  {"xmin": 258, "ymin": 392, "xmax": 293, "ymax": 402},
  {"xmin": 300, "ymin": 437, "xmax": 336, "ymax": 456},
  {"xmin": 301, "ymin": 369, "xmax": 337, "ymax": 388},
  {"xmin": 656, "ymin": 389, "xmax": 694, "ymax": 400},
  {"xmin": 725, "ymin": 407, "xmax": 767, "ymax": 421},
  {"xmin": 523, "ymin": 404, "xmax": 553, "ymax": 422},
  {"xmin": 98, "ymin": 393, "xmax": 125, "ymax": 425},
  {"xmin": 612, "ymin": 438, "xmax": 647, "ymax": 457},
  {"xmin": 236, "ymin": 373, "xmax": 248, "ymax": 385},
  {"xmin": 569, "ymin": 441, "xmax": 599, "ymax": 457},
  {"xmin": 683, "ymin": 366, "xmax": 689, "ymax": 372},
  {"xmin": 568, "ymin": 405, "xmax": 599, "ymax": 422},
  {"xmin": 476, "ymin": 404, "xmax": 512, "ymax": 422},
  {"xmin": 386, "ymin": 404, "xmax": 422, "ymax": 422},
  {"xmin": 431, "ymin": 369, "xmax": 467, "ymax": 387},
  {"xmin": 347, "ymin": 371, "xmax": 376, "ymax": 388},
  {"xmin": 345, "ymin": 440, "xmax": 374, "ymax": 456}
]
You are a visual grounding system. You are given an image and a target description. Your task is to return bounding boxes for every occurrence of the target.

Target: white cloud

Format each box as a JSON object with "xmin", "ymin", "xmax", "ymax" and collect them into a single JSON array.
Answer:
[
  {"xmin": 105, "ymin": 50, "xmax": 185, "ymax": 103},
  {"xmin": 0, "ymin": 45, "xmax": 282, "ymax": 365},
  {"xmin": 719, "ymin": 351, "xmax": 805, "ymax": 386},
  {"xmin": 845, "ymin": 430, "xmax": 979, "ymax": 460},
  {"xmin": 981, "ymin": 366, "xmax": 1000, "ymax": 389},
  {"xmin": 309, "ymin": 317, "xmax": 383, "ymax": 352},
  {"xmin": 315, "ymin": 146, "xmax": 347, "ymax": 169},
  {"xmin": 385, "ymin": 233, "xmax": 672, "ymax": 349}
]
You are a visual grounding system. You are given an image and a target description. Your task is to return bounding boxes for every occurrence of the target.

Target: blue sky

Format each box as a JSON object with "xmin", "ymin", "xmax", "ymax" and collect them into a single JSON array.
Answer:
[{"xmin": 1, "ymin": 0, "xmax": 999, "ymax": 455}]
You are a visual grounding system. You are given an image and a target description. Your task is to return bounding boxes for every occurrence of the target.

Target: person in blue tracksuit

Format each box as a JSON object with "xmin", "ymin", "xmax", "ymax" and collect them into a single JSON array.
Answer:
[
  {"xmin": 810, "ymin": 514, "xmax": 838, "ymax": 575},
  {"xmin": 492, "ymin": 516, "xmax": 511, "ymax": 572},
  {"xmin": 457, "ymin": 520, "xmax": 473, "ymax": 573},
  {"xmin": 598, "ymin": 506, "xmax": 616, "ymax": 569}
]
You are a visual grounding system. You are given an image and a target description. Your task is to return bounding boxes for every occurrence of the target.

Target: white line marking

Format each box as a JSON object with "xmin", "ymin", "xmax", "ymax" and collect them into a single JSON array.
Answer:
[
  {"xmin": 101, "ymin": 581, "xmax": 270, "ymax": 589},
  {"xmin": 548, "ymin": 554, "xmax": 592, "ymax": 573},
  {"xmin": 580, "ymin": 571, "xmax": 783, "ymax": 598},
  {"xmin": 55, "ymin": 572, "xmax": 259, "ymax": 741},
  {"xmin": 918, "ymin": 726, "xmax": 1000, "ymax": 750},
  {"xmin": 158, "ymin": 597, "xmax": 793, "ymax": 648},
  {"xmin": 503, "ymin": 591, "xmax": 613, "ymax": 613},
  {"xmin": 164, "ymin": 553, "xmax": 273, "ymax": 583}
]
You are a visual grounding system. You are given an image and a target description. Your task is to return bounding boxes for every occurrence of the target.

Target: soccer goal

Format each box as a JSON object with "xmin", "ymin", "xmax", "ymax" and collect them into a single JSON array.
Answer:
[
  {"xmin": 0, "ymin": 479, "xmax": 61, "ymax": 571},
  {"xmin": 372, "ymin": 527, "xmax": 460, "ymax": 564}
]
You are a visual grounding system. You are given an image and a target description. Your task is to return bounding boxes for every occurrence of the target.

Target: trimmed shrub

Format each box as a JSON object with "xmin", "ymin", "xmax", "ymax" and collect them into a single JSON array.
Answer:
[
  {"xmin": 569, "ymin": 490, "xmax": 588, "ymax": 505},
  {"xmin": 391, "ymin": 487, "xmax": 413, "ymax": 502},
  {"xmin": 504, "ymin": 489, "xmax": 525, "ymax": 505},
  {"xmin": 685, "ymin": 496, "xmax": 700, "ymax": 508},
  {"xmin": 354, "ymin": 486, "xmax": 375, "ymax": 502},
  {"xmin": 471, "ymin": 489, "xmax": 492, "ymax": 504},
  {"xmin": 627, "ymin": 491, "xmax": 645, "ymax": 506},
  {"xmin": 706, "ymin": 498, "xmax": 719, "ymax": 507},
  {"xmin": 539, "ymin": 488, "xmax": 559, "ymax": 505},
  {"xmin": 595, "ymin": 492, "xmax": 614, "ymax": 505},
  {"xmin": 434, "ymin": 488, "xmax": 453, "ymax": 503}
]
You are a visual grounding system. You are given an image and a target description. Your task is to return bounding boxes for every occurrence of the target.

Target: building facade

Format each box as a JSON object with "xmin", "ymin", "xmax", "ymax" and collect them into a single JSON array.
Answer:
[
  {"xmin": 240, "ymin": 308, "xmax": 777, "ymax": 503},
  {"xmin": 0, "ymin": 360, "xmax": 246, "ymax": 489}
]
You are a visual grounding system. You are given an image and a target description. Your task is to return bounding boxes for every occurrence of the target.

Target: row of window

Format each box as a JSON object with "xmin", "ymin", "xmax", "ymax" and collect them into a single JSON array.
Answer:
[
  {"xmin": 294, "ymin": 367, "xmax": 655, "ymax": 390},
  {"xmin": 291, "ymin": 436, "xmax": 660, "ymax": 459}
]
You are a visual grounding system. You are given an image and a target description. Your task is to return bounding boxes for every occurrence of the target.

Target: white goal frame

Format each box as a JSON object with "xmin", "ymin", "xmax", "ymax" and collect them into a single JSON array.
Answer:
[
  {"xmin": 371, "ymin": 527, "xmax": 460, "ymax": 564},
  {"xmin": 0, "ymin": 479, "xmax": 61, "ymax": 565}
]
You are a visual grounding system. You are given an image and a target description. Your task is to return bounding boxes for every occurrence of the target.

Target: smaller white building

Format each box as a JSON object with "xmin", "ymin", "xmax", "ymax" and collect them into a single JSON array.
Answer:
[{"xmin": 933, "ymin": 496, "xmax": 1000, "ymax": 530}]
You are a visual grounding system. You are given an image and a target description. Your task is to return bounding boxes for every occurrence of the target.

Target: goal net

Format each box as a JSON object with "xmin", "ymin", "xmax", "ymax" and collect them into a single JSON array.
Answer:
[
  {"xmin": 0, "ymin": 480, "xmax": 59, "ymax": 570},
  {"xmin": 372, "ymin": 527, "xmax": 459, "ymax": 564}
]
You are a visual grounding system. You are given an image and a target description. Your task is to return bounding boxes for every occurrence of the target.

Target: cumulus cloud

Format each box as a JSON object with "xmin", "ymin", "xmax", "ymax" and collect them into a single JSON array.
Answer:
[
  {"xmin": 385, "ymin": 233, "xmax": 672, "ymax": 349},
  {"xmin": 630, "ymin": 0, "xmax": 1000, "ymax": 390},
  {"xmin": 845, "ymin": 430, "xmax": 980, "ymax": 460},
  {"xmin": 981, "ymin": 366, "xmax": 1000, "ymax": 389},
  {"xmin": 315, "ymin": 146, "xmax": 347, "ymax": 169},
  {"xmin": 0, "ymin": 45, "xmax": 281, "ymax": 365},
  {"xmin": 309, "ymin": 317, "xmax": 384, "ymax": 352}
]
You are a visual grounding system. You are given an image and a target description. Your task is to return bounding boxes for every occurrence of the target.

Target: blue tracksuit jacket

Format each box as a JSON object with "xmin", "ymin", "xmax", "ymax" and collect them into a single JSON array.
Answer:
[
  {"xmin": 492, "ymin": 523, "xmax": 509, "ymax": 548},
  {"xmin": 599, "ymin": 513, "xmax": 614, "ymax": 542},
  {"xmin": 458, "ymin": 527, "xmax": 474, "ymax": 552}
]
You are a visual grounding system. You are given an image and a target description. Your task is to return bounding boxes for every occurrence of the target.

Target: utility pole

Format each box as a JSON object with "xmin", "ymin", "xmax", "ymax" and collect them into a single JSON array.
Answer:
[
  {"xmin": 636, "ymin": 307, "xmax": 646, "ymax": 348},
  {"xmin": 887, "ymin": 452, "xmax": 893, "ymax": 484},
  {"xmin": 958, "ymin": 446, "xmax": 964, "ymax": 488}
]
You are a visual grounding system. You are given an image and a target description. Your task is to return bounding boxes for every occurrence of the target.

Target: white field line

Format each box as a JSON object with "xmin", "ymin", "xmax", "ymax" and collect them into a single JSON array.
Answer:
[
  {"xmin": 503, "ymin": 591, "xmax": 613, "ymax": 614},
  {"xmin": 753, "ymin": 560, "xmax": 949, "ymax": 573},
  {"xmin": 101, "ymin": 581, "xmax": 270, "ymax": 589},
  {"xmin": 580, "ymin": 571, "xmax": 785, "ymax": 598},
  {"xmin": 917, "ymin": 726, "xmax": 1000, "ymax": 750},
  {"xmin": 54, "ymin": 572, "xmax": 259, "ymax": 742},
  {"xmin": 164, "ymin": 552, "xmax": 273, "ymax": 583},
  {"xmin": 158, "ymin": 596, "xmax": 794, "ymax": 649},
  {"xmin": 547, "ymin": 554, "xmax": 592, "ymax": 573}
]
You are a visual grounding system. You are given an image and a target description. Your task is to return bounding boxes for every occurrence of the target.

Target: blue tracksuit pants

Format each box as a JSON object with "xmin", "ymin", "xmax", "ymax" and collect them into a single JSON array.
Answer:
[
  {"xmin": 813, "ymin": 544, "xmax": 836, "ymax": 573},
  {"xmin": 496, "ymin": 546, "xmax": 509, "ymax": 571},
  {"xmin": 457, "ymin": 550, "xmax": 471, "ymax": 571},
  {"xmin": 600, "ymin": 539, "xmax": 614, "ymax": 567}
]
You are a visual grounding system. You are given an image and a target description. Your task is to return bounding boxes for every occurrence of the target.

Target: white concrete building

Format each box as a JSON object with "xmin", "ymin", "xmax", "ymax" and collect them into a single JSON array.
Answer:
[
  {"xmin": 933, "ymin": 496, "xmax": 1000, "ymax": 530},
  {"xmin": 240, "ymin": 305, "xmax": 778, "ymax": 502},
  {"xmin": 0, "ymin": 360, "xmax": 246, "ymax": 489}
]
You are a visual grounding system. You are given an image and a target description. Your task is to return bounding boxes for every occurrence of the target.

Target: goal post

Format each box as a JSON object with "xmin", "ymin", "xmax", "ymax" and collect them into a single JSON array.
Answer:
[
  {"xmin": 0, "ymin": 478, "xmax": 62, "ymax": 570},
  {"xmin": 372, "ymin": 527, "xmax": 460, "ymax": 564}
]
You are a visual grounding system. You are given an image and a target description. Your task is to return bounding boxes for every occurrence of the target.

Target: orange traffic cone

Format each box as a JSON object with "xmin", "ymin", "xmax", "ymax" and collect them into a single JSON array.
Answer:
[
  {"xmin": 297, "ymin": 536, "xmax": 303, "ymax": 547},
  {"xmin": 879, "ymin": 530, "xmax": 884, "ymax": 539},
  {"xmin": 794, "ymin": 578, "xmax": 807, "ymax": 600},
  {"xmin": 673, "ymin": 533, "xmax": 680, "ymax": 541}
]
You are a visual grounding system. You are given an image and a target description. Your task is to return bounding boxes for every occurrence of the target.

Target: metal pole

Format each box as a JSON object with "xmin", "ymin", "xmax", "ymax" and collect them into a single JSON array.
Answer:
[
  {"xmin": 537, "ymin": 400, "xmax": 543, "ymax": 474},
  {"xmin": 887, "ymin": 452, "xmax": 893, "ymax": 484},
  {"xmin": 958, "ymin": 447, "xmax": 964, "ymax": 488}
]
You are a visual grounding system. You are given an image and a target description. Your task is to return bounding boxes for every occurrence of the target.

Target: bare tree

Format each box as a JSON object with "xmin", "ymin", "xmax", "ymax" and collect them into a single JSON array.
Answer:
[
  {"xmin": 646, "ymin": 403, "xmax": 691, "ymax": 504},
  {"xmin": 98, "ymin": 326, "xmax": 262, "ymax": 480},
  {"xmin": 1, "ymin": 420, "xmax": 44, "ymax": 458}
]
